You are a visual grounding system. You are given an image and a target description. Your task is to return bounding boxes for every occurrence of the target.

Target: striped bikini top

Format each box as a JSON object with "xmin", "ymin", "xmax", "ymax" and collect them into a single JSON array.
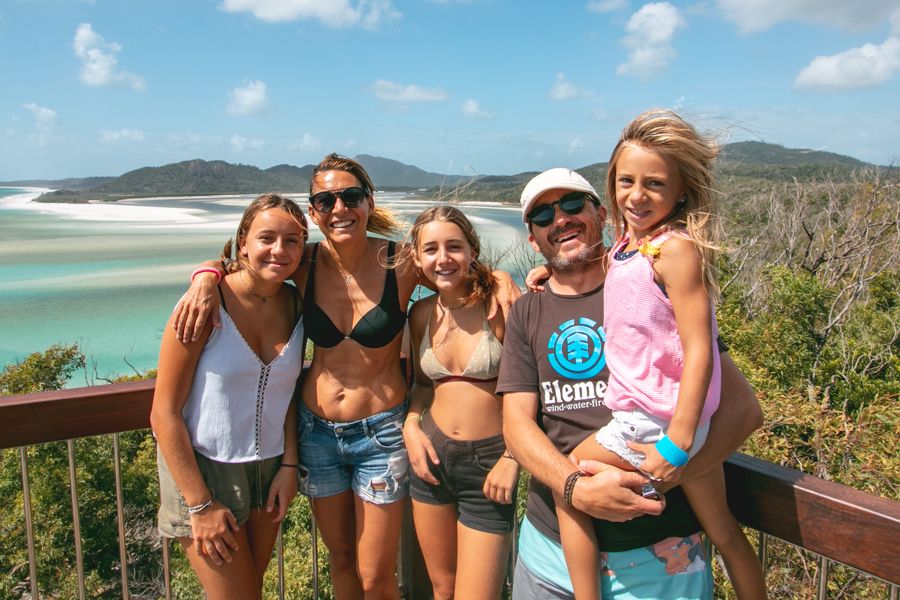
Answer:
[{"xmin": 419, "ymin": 310, "xmax": 503, "ymax": 384}]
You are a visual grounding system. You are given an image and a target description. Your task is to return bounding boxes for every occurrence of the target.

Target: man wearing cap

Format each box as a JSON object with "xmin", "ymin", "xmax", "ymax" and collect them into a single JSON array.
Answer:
[{"xmin": 498, "ymin": 168, "xmax": 762, "ymax": 599}]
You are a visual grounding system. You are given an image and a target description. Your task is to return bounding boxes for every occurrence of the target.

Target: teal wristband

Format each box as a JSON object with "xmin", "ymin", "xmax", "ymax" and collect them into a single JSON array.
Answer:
[{"xmin": 655, "ymin": 435, "xmax": 689, "ymax": 467}]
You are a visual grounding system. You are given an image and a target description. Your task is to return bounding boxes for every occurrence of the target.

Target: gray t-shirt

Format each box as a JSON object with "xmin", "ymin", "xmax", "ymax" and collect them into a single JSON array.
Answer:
[{"xmin": 497, "ymin": 282, "xmax": 701, "ymax": 551}]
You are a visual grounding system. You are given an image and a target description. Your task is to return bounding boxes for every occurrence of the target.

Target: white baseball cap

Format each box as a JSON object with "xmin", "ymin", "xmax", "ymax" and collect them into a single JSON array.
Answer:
[{"xmin": 520, "ymin": 168, "xmax": 601, "ymax": 224}]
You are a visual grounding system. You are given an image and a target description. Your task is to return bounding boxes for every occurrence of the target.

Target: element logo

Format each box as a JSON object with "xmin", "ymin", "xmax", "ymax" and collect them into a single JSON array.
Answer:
[{"xmin": 547, "ymin": 317, "xmax": 606, "ymax": 379}]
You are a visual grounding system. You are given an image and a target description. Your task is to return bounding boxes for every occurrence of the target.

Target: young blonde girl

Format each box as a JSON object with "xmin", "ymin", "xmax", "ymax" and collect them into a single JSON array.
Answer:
[
  {"xmin": 402, "ymin": 206, "xmax": 519, "ymax": 600},
  {"xmin": 555, "ymin": 110, "xmax": 767, "ymax": 599},
  {"xmin": 151, "ymin": 194, "xmax": 307, "ymax": 600}
]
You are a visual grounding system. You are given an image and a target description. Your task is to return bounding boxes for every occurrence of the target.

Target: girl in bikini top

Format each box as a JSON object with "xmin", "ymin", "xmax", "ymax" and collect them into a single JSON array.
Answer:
[
  {"xmin": 401, "ymin": 205, "xmax": 520, "ymax": 600},
  {"xmin": 418, "ymin": 307, "xmax": 502, "ymax": 383}
]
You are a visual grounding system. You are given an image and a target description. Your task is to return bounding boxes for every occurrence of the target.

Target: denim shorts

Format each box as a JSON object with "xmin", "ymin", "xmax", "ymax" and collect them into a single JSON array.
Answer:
[
  {"xmin": 297, "ymin": 401, "xmax": 409, "ymax": 504},
  {"xmin": 156, "ymin": 446, "xmax": 282, "ymax": 539},
  {"xmin": 409, "ymin": 412, "xmax": 516, "ymax": 534},
  {"xmin": 595, "ymin": 409, "xmax": 710, "ymax": 471}
]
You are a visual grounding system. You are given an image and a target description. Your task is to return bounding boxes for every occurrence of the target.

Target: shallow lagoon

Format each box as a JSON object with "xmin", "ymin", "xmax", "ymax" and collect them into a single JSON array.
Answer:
[{"xmin": 0, "ymin": 189, "xmax": 527, "ymax": 383}]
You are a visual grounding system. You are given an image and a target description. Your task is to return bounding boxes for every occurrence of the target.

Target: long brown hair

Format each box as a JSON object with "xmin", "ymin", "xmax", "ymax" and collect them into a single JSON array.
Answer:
[
  {"xmin": 402, "ymin": 205, "xmax": 496, "ymax": 307},
  {"xmin": 310, "ymin": 153, "xmax": 403, "ymax": 238},
  {"xmin": 605, "ymin": 109, "xmax": 722, "ymax": 298},
  {"xmin": 221, "ymin": 193, "xmax": 308, "ymax": 273}
]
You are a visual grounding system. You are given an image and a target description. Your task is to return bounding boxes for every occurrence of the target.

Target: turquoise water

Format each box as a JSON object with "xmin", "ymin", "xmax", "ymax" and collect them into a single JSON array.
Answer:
[{"xmin": 0, "ymin": 190, "xmax": 526, "ymax": 384}]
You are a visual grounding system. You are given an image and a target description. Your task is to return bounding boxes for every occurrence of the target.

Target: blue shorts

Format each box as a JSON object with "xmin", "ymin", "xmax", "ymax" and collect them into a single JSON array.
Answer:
[
  {"xmin": 297, "ymin": 401, "xmax": 409, "ymax": 504},
  {"xmin": 513, "ymin": 516, "xmax": 712, "ymax": 600}
]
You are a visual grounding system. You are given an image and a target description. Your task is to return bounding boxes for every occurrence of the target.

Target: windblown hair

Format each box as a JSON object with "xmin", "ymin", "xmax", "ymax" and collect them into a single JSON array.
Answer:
[
  {"xmin": 310, "ymin": 153, "xmax": 403, "ymax": 238},
  {"xmin": 221, "ymin": 193, "xmax": 308, "ymax": 273},
  {"xmin": 401, "ymin": 205, "xmax": 496, "ymax": 307},
  {"xmin": 605, "ymin": 109, "xmax": 722, "ymax": 299}
]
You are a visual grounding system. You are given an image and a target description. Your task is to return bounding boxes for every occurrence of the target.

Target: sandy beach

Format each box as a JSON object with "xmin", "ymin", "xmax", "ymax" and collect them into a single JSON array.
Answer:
[{"xmin": 0, "ymin": 188, "xmax": 209, "ymax": 225}]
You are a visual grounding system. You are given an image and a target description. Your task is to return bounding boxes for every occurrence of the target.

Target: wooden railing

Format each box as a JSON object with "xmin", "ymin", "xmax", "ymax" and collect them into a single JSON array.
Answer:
[{"xmin": 2, "ymin": 380, "xmax": 899, "ymax": 598}]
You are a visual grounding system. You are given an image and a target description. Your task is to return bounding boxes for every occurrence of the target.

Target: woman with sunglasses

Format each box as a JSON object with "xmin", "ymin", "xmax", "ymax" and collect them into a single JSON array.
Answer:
[{"xmin": 175, "ymin": 153, "xmax": 518, "ymax": 599}]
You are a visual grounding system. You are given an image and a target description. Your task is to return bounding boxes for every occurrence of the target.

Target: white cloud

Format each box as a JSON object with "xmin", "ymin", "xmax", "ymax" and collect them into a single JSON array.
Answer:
[
  {"xmin": 23, "ymin": 103, "xmax": 57, "ymax": 128},
  {"xmin": 617, "ymin": 2, "xmax": 685, "ymax": 79},
  {"xmin": 227, "ymin": 80, "xmax": 269, "ymax": 116},
  {"xmin": 100, "ymin": 128, "xmax": 144, "ymax": 142},
  {"xmin": 549, "ymin": 73, "xmax": 579, "ymax": 100},
  {"xmin": 289, "ymin": 132, "xmax": 321, "ymax": 151},
  {"xmin": 586, "ymin": 0, "xmax": 628, "ymax": 13},
  {"xmin": 368, "ymin": 79, "xmax": 448, "ymax": 103},
  {"xmin": 460, "ymin": 99, "xmax": 493, "ymax": 119},
  {"xmin": 230, "ymin": 134, "xmax": 265, "ymax": 152},
  {"xmin": 568, "ymin": 137, "xmax": 584, "ymax": 154},
  {"xmin": 22, "ymin": 103, "xmax": 57, "ymax": 147},
  {"xmin": 795, "ymin": 37, "xmax": 900, "ymax": 92},
  {"xmin": 715, "ymin": 0, "xmax": 900, "ymax": 34},
  {"xmin": 72, "ymin": 23, "xmax": 145, "ymax": 91},
  {"xmin": 219, "ymin": 0, "xmax": 401, "ymax": 30}
]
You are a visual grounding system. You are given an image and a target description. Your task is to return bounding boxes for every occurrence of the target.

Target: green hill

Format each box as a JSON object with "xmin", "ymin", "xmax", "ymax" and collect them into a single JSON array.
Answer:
[{"xmin": 28, "ymin": 142, "xmax": 878, "ymax": 204}]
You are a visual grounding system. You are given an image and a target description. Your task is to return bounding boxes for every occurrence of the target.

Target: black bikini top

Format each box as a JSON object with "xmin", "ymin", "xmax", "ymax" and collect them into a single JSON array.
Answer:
[{"xmin": 303, "ymin": 241, "xmax": 407, "ymax": 348}]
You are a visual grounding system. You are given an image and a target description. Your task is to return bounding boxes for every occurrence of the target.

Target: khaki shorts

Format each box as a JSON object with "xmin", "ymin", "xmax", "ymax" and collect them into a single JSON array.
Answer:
[{"xmin": 157, "ymin": 446, "xmax": 283, "ymax": 539}]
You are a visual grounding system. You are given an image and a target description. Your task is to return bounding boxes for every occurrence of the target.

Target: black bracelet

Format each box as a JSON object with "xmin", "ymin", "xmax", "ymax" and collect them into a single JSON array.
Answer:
[
  {"xmin": 501, "ymin": 452, "xmax": 515, "ymax": 460},
  {"xmin": 280, "ymin": 463, "xmax": 299, "ymax": 469},
  {"xmin": 563, "ymin": 471, "xmax": 584, "ymax": 507}
]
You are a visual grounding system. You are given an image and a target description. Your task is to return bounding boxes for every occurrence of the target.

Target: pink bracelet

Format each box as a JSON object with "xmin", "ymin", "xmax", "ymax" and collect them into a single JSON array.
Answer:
[{"xmin": 191, "ymin": 267, "xmax": 222, "ymax": 283}]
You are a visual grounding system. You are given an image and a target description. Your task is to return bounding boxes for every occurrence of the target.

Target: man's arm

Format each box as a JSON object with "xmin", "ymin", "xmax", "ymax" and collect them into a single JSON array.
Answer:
[{"xmin": 503, "ymin": 391, "xmax": 664, "ymax": 522}]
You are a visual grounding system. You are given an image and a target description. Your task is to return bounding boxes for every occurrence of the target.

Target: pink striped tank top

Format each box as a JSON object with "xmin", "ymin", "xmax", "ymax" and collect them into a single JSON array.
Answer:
[{"xmin": 602, "ymin": 233, "xmax": 721, "ymax": 423}]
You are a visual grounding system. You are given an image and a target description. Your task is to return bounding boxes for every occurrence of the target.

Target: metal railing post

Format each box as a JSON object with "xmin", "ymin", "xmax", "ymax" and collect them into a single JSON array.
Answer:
[
  {"xmin": 757, "ymin": 531, "xmax": 768, "ymax": 572},
  {"xmin": 311, "ymin": 510, "xmax": 319, "ymax": 598},
  {"xmin": 817, "ymin": 555, "xmax": 829, "ymax": 600},
  {"xmin": 112, "ymin": 433, "xmax": 130, "ymax": 599},
  {"xmin": 19, "ymin": 446, "xmax": 40, "ymax": 600},
  {"xmin": 67, "ymin": 439, "xmax": 87, "ymax": 600},
  {"xmin": 277, "ymin": 523, "xmax": 285, "ymax": 600},
  {"xmin": 161, "ymin": 536, "xmax": 171, "ymax": 600}
]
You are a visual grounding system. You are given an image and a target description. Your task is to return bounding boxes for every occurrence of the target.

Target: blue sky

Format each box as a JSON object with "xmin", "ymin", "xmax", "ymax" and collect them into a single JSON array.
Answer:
[{"xmin": 2, "ymin": 0, "xmax": 899, "ymax": 180}]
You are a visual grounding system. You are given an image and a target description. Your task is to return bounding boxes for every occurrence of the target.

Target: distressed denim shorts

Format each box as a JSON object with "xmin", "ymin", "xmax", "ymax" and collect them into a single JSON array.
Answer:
[
  {"xmin": 595, "ymin": 409, "xmax": 710, "ymax": 471},
  {"xmin": 297, "ymin": 401, "xmax": 409, "ymax": 504}
]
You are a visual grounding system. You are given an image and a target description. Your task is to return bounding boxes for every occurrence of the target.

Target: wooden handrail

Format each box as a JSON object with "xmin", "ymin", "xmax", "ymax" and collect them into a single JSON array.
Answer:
[
  {"xmin": 724, "ymin": 453, "xmax": 899, "ymax": 584},
  {"xmin": 1, "ymin": 380, "xmax": 898, "ymax": 586}
]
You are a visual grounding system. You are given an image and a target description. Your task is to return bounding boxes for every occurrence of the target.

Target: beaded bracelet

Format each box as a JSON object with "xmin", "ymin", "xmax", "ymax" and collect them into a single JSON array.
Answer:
[
  {"xmin": 186, "ymin": 496, "xmax": 214, "ymax": 515},
  {"xmin": 563, "ymin": 471, "xmax": 584, "ymax": 506},
  {"xmin": 191, "ymin": 267, "xmax": 222, "ymax": 284}
]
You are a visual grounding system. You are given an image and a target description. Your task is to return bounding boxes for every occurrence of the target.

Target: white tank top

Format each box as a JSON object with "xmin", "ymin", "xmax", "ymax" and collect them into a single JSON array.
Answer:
[{"xmin": 182, "ymin": 306, "xmax": 304, "ymax": 463}]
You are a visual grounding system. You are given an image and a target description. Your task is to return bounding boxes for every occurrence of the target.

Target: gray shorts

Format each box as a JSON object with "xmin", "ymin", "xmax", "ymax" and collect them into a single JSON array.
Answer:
[{"xmin": 156, "ymin": 446, "xmax": 282, "ymax": 539}]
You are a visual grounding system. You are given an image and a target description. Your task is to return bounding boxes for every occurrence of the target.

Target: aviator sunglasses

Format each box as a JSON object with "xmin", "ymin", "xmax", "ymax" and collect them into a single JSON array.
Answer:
[
  {"xmin": 526, "ymin": 191, "xmax": 599, "ymax": 227},
  {"xmin": 309, "ymin": 186, "xmax": 368, "ymax": 213}
]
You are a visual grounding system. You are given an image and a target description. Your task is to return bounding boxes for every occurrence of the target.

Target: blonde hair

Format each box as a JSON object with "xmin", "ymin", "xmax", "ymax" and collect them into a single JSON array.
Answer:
[
  {"xmin": 605, "ymin": 109, "xmax": 722, "ymax": 298},
  {"xmin": 310, "ymin": 153, "xmax": 403, "ymax": 238},
  {"xmin": 221, "ymin": 193, "xmax": 308, "ymax": 273},
  {"xmin": 400, "ymin": 205, "xmax": 496, "ymax": 307}
]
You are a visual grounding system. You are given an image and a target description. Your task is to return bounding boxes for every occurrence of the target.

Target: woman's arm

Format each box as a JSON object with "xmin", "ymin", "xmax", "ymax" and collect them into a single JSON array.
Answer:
[
  {"xmin": 150, "ymin": 315, "xmax": 240, "ymax": 566},
  {"xmin": 402, "ymin": 300, "xmax": 440, "ymax": 484},
  {"xmin": 173, "ymin": 243, "xmax": 312, "ymax": 343}
]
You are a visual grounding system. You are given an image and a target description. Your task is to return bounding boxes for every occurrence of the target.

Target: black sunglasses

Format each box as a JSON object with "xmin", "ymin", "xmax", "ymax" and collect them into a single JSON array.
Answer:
[
  {"xmin": 526, "ymin": 192, "xmax": 598, "ymax": 227},
  {"xmin": 309, "ymin": 186, "xmax": 368, "ymax": 213}
]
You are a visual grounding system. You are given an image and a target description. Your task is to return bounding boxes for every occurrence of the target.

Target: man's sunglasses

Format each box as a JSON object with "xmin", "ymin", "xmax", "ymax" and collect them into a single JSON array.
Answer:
[
  {"xmin": 526, "ymin": 192, "xmax": 599, "ymax": 227},
  {"xmin": 309, "ymin": 186, "xmax": 368, "ymax": 213}
]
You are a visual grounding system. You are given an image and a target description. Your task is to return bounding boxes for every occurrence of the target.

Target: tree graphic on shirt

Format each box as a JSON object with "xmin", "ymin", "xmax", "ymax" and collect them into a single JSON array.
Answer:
[{"xmin": 566, "ymin": 332, "xmax": 590, "ymax": 365}]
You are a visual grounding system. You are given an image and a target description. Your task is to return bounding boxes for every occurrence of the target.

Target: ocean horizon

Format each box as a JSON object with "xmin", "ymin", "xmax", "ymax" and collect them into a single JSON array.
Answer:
[{"xmin": 0, "ymin": 188, "xmax": 526, "ymax": 386}]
